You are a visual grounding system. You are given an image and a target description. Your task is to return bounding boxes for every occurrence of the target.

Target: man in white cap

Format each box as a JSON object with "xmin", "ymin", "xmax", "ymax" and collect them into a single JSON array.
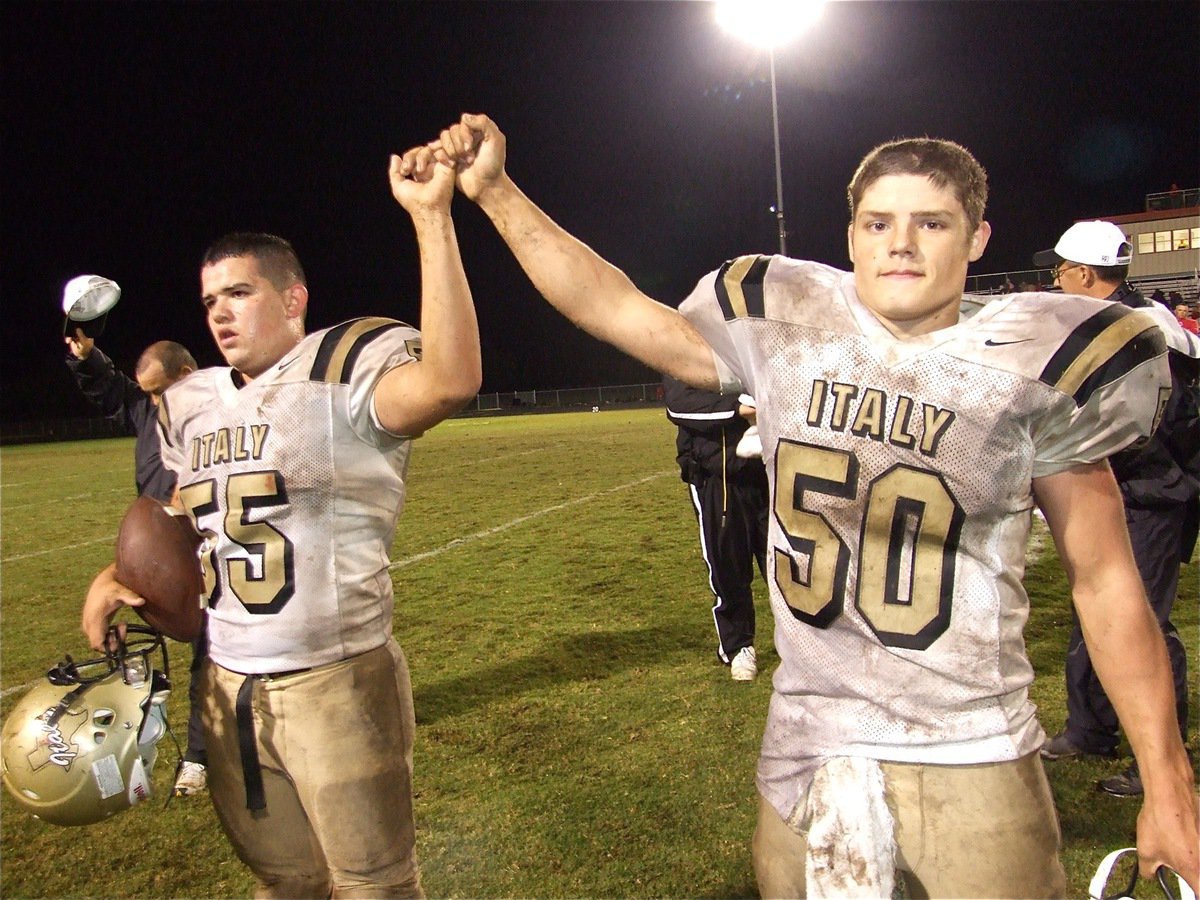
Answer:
[
  {"xmin": 62, "ymin": 277, "xmax": 211, "ymax": 797},
  {"xmin": 1034, "ymin": 221, "xmax": 1200, "ymax": 797},
  {"xmin": 62, "ymin": 274, "xmax": 121, "ymax": 339}
]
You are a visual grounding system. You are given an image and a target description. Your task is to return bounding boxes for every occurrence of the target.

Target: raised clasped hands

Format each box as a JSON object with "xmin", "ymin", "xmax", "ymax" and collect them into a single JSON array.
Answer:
[
  {"xmin": 388, "ymin": 139, "xmax": 457, "ymax": 218},
  {"xmin": 396, "ymin": 113, "xmax": 507, "ymax": 205}
]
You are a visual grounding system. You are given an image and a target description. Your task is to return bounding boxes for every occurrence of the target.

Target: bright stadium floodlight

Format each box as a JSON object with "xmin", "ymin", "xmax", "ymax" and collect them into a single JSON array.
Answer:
[
  {"xmin": 715, "ymin": 0, "xmax": 824, "ymax": 49},
  {"xmin": 716, "ymin": 0, "xmax": 826, "ymax": 255}
]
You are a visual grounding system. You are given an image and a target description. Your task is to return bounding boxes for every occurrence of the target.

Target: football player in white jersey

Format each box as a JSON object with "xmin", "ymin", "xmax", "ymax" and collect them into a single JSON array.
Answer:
[
  {"xmin": 80, "ymin": 150, "xmax": 480, "ymax": 897},
  {"xmin": 399, "ymin": 115, "xmax": 1198, "ymax": 897}
]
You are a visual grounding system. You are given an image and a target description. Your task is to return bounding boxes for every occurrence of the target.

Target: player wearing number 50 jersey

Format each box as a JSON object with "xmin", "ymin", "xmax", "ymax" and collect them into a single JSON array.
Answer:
[
  {"xmin": 82, "ymin": 147, "xmax": 481, "ymax": 899},
  {"xmin": 679, "ymin": 255, "xmax": 1167, "ymax": 814},
  {"xmin": 411, "ymin": 113, "xmax": 1198, "ymax": 898}
]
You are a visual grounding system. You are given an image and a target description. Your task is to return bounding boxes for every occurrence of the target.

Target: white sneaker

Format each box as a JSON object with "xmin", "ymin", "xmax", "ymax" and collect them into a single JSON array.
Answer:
[
  {"xmin": 173, "ymin": 761, "xmax": 208, "ymax": 797},
  {"xmin": 730, "ymin": 646, "xmax": 757, "ymax": 681}
]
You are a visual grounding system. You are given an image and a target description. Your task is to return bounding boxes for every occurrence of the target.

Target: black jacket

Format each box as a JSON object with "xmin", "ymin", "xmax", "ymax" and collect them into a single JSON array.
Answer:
[
  {"xmin": 663, "ymin": 375, "xmax": 762, "ymax": 485},
  {"xmin": 1107, "ymin": 283, "xmax": 1200, "ymax": 508},
  {"xmin": 66, "ymin": 347, "xmax": 176, "ymax": 502}
]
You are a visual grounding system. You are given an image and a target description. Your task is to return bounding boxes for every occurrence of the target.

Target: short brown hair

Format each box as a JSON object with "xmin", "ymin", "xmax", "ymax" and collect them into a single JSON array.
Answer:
[
  {"xmin": 1091, "ymin": 263, "xmax": 1129, "ymax": 284},
  {"xmin": 202, "ymin": 232, "xmax": 306, "ymax": 290},
  {"xmin": 136, "ymin": 340, "xmax": 197, "ymax": 381},
  {"xmin": 848, "ymin": 138, "xmax": 989, "ymax": 235}
]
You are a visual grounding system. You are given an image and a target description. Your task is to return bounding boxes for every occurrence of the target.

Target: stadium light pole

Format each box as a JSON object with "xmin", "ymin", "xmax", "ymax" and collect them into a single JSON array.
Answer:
[{"xmin": 716, "ymin": 0, "xmax": 825, "ymax": 256}]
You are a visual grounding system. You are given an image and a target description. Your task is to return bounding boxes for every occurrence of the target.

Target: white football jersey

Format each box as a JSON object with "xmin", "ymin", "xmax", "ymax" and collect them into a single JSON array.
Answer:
[
  {"xmin": 679, "ymin": 256, "xmax": 1170, "ymax": 822},
  {"xmin": 158, "ymin": 318, "xmax": 422, "ymax": 673}
]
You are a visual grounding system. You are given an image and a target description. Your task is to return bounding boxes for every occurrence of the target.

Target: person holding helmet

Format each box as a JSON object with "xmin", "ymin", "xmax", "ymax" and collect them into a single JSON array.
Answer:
[{"xmin": 61, "ymin": 278, "xmax": 208, "ymax": 799}]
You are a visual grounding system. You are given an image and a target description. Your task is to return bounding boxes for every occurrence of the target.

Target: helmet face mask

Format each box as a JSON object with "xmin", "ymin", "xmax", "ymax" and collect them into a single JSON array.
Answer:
[{"xmin": 2, "ymin": 627, "xmax": 172, "ymax": 827}]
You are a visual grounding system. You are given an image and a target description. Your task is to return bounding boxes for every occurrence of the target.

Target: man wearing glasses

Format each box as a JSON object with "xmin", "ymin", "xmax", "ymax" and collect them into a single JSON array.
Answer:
[{"xmin": 1034, "ymin": 220, "xmax": 1200, "ymax": 797}]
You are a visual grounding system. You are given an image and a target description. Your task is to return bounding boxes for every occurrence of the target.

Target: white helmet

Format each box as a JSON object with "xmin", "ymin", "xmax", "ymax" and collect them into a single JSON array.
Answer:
[
  {"xmin": 61, "ymin": 274, "xmax": 121, "ymax": 337},
  {"xmin": 1, "ymin": 627, "xmax": 172, "ymax": 827}
]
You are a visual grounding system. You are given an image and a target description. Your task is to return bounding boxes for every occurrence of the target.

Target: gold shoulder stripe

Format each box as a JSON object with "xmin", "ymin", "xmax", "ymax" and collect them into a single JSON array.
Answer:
[
  {"xmin": 721, "ymin": 256, "xmax": 759, "ymax": 320},
  {"xmin": 310, "ymin": 317, "xmax": 405, "ymax": 384},
  {"xmin": 713, "ymin": 255, "xmax": 770, "ymax": 321},
  {"xmin": 1052, "ymin": 311, "xmax": 1160, "ymax": 398}
]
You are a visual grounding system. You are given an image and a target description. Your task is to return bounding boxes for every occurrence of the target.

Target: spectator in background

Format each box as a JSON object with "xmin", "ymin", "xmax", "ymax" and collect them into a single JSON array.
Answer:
[
  {"xmin": 1033, "ymin": 221, "xmax": 1200, "ymax": 797},
  {"xmin": 664, "ymin": 376, "xmax": 768, "ymax": 681},
  {"xmin": 65, "ymin": 330, "xmax": 196, "ymax": 502},
  {"xmin": 1151, "ymin": 288, "xmax": 1168, "ymax": 307},
  {"xmin": 64, "ymin": 321, "xmax": 210, "ymax": 798},
  {"xmin": 1176, "ymin": 302, "xmax": 1199, "ymax": 335}
]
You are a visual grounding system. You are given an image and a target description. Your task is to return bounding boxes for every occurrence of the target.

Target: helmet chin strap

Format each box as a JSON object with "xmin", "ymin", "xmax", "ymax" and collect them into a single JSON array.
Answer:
[
  {"xmin": 42, "ymin": 683, "xmax": 94, "ymax": 729},
  {"xmin": 42, "ymin": 625, "xmax": 171, "ymax": 727}
]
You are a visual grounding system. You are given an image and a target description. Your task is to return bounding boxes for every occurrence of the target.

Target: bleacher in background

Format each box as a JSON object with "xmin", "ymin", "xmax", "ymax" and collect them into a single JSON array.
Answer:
[
  {"xmin": 1130, "ymin": 273, "xmax": 1200, "ymax": 303},
  {"xmin": 964, "ymin": 186, "xmax": 1199, "ymax": 302},
  {"xmin": 967, "ymin": 269, "xmax": 1199, "ymax": 303},
  {"xmin": 1146, "ymin": 188, "xmax": 1200, "ymax": 211}
]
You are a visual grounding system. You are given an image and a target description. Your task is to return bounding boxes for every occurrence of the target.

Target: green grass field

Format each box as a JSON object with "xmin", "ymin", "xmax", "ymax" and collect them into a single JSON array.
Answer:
[{"xmin": 1, "ymin": 408, "xmax": 1196, "ymax": 898}]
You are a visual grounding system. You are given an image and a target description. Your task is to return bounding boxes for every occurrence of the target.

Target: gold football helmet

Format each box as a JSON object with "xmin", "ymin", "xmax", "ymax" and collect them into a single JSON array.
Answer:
[{"xmin": 1, "ymin": 626, "xmax": 172, "ymax": 826}]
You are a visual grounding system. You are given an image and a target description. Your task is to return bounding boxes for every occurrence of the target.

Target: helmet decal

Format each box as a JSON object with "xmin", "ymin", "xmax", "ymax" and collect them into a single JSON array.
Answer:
[
  {"xmin": 27, "ymin": 705, "xmax": 88, "ymax": 771},
  {"xmin": 1, "ymin": 625, "xmax": 172, "ymax": 826}
]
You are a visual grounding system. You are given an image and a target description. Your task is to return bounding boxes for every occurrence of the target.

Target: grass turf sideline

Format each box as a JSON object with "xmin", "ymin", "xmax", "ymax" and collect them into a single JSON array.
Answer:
[{"xmin": 2, "ymin": 408, "xmax": 1195, "ymax": 897}]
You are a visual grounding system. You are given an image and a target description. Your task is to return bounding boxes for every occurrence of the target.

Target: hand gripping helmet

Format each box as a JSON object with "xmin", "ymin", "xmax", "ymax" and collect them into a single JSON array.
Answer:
[{"xmin": 1, "ymin": 626, "xmax": 172, "ymax": 826}]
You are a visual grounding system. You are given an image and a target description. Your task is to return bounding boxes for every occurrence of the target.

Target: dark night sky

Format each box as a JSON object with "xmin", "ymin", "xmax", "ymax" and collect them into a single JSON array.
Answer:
[{"xmin": 2, "ymin": 1, "xmax": 1197, "ymax": 422}]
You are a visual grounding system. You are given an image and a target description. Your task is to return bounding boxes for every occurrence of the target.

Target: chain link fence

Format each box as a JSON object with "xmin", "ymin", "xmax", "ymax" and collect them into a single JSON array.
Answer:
[
  {"xmin": 471, "ymin": 382, "xmax": 663, "ymax": 413},
  {"xmin": 1, "ymin": 383, "xmax": 669, "ymax": 446},
  {"xmin": 1, "ymin": 416, "xmax": 133, "ymax": 446}
]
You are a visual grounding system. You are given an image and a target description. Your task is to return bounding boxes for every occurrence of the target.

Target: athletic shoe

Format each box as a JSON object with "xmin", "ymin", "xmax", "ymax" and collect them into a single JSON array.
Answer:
[
  {"xmin": 1098, "ymin": 765, "xmax": 1143, "ymax": 797},
  {"xmin": 173, "ymin": 761, "xmax": 208, "ymax": 797},
  {"xmin": 1039, "ymin": 731, "xmax": 1117, "ymax": 761},
  {"xmin": 730, "ymin": 646, "xmax": 757, "ymax": 682}
]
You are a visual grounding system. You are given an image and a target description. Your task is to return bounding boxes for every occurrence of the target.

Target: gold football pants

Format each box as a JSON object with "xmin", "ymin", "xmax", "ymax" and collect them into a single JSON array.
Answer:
[
  {"xmin": 753, "ymin": 751, "xmax": 1066, "ymax": 899},
  {"xmin": 201, "ymin": 639, "xmax": 422, "ymax": 898}
]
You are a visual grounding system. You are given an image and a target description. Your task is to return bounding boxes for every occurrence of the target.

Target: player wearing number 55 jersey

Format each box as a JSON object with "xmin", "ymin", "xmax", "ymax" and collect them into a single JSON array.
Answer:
[
  {"xmin": 82, "ymin": 147, "xmax": 481, "ymax": 899},
  {"xmin": 157, "ymin": 318, "xmax": 422, "ymax": 674},
  {"xmin": 411, "ymin": 114, "xmax": 1198, "ymax": 898}
]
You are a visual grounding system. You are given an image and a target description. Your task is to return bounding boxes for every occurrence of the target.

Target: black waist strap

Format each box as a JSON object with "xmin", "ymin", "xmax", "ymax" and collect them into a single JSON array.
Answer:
[
  {"xmin": 235, "ymin": 675, "xmax": 266, "ymax": 811},
  {"xmin": 233, "ymin": 668, "xmax": 313, "ymax": 811}
]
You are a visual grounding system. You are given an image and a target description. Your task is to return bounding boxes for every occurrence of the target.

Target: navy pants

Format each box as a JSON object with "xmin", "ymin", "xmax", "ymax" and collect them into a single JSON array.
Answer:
[
  {"xmin": 686, "ymin": 468, "xmax": 769, "ymax": 663},
  {"xmin": 185, "ymin": 622, "xmax": 209, "ymax": 765},
  {"xmin": 1063, "ymin": 502, "xmax": 1190, "ymax": 753}
]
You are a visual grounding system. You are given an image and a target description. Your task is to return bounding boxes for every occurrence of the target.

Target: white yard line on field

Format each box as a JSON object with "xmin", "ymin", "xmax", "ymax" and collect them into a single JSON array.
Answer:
[
  {"xmin": 3, "ymin": 487, "xmax": 128, "ymax": 511},
  {"xmin": 0, "ymin": 493, "xmax": 1064, "ymax": 702},
  {"xmin": 2, "ymin": 534, "xmax": 117, "ymax": 563},
  {"xmin": 2, "ymin": 467, "xmax": 130, "ymax": 489},
  {"xmin": 421, "ymin": 447, "xmax": 546, "ymax": 472},
  {"xmin": 1, "ymin": 469, "xmax": 667, "ymax": 567},
  {"xmin": 1, "ymin": 471, "xmax": 673, "ymax": 700},
  {"xmin": 1027, "ymin": 509, "xmax": 1051, "ymax": 563},
  {"xmin": 389, "ymin": 471, "xmax": 672, "ymax": 570}
]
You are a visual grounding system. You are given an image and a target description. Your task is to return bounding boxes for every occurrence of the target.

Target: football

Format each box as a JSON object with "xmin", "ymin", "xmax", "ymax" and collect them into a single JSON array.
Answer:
[{"xmin": 114, "ymin": 496, "xmax": 205, "ymax": 642}]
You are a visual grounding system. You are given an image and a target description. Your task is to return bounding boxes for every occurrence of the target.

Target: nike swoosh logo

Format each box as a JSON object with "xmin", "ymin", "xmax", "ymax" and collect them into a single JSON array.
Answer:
[
  {"xmin": 277, "ymin": 356, "xmax": 300, "ymax": 371},
  {"xmin": 984, "ymin": 338, "xmax": 1033, "ymax": 347}
]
